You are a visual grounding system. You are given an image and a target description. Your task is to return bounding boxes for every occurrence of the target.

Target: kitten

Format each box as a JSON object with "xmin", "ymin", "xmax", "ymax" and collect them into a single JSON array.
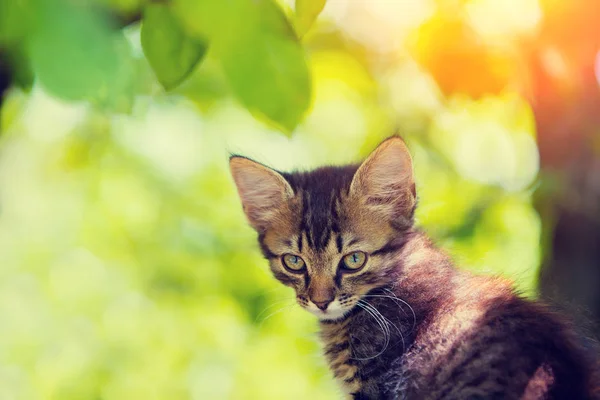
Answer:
[{"xmin": 229, "ymin": 137, "xmax": 599, "ymax": 399}]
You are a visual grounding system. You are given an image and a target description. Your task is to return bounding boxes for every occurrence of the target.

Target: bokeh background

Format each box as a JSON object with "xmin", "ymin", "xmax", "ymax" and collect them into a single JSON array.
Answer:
[{"xmin": 1, "ymin": 0, "xmax": 599, "ymax": 399}]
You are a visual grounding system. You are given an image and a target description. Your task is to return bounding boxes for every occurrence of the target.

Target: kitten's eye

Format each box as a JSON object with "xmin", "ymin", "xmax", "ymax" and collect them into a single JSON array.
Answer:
[
  {"xmin": 282, "ymin": 254, "xmax": 306, "ymax": 272},
  {"xmin": 342, "ymin": 251, "xmax": 367, "ymax": 271}
]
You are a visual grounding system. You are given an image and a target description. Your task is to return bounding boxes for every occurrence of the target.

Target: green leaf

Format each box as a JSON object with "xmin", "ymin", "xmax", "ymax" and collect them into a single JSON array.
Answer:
[
  {"xmin": 219, "ymin": 0, "xmax": 311, "ymax": 133},
  {"xmin": 141, "ymin": 4, "xmax": 207, "ymax": 90},
  {"xmin": 0, "ymin": 0, "xmax": 31, "ymax": 45},
  {"xmin": 27, "ymin": 0, "xmax": 136, "ymax": 111},
  {"xmin": 294, "ymin": 0, "xmax": 326, "ymax": 38},
  {"xmin": 171, "ymin": 0, "xmax": 230, "ymax": 40},
  {"xmin": 172, "ymin": 0, "xmax": 312, "ymax": 133},
  {"xmin": 173, "ymin": 57, "xmax": 229, "ymax": 111}
]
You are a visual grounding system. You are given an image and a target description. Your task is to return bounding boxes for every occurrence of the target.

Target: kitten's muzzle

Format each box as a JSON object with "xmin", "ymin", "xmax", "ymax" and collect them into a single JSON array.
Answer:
[
  {"xmin": 312, "ymin": 298, "xmax": 333, "ymax": 311},
  {"xmin": 309, "ymin": 284, "xmax": 335, "ymax": 311}
]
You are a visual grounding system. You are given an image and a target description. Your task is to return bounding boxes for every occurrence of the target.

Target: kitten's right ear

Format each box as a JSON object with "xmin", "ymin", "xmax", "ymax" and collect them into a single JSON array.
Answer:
[
  {"xmin": 350, "ymin": 137, "xmax": 416, "ymax": 228},
  {"xmin": 229, "ymin": 156, "xmax": 294, "ymax": 232}
]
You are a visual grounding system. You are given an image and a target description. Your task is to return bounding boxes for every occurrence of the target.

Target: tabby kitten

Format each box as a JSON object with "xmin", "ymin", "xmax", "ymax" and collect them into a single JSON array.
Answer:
[{"xmin": 230, "ymin": 137, "xmax": 599, "ymax": 399}]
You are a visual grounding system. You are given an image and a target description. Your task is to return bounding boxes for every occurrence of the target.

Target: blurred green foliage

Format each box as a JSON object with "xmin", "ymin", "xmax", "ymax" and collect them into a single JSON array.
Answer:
[
  {"xmin": 294, "ymin": 0, "xmax": 327, "ymax": 38},
  {"xmin": 0, "ymin": 0, "xmax": 546, "ymax": 399},
  {"xmin": 140, "ymin": 4, "xmax": 207, "ymax": 90},
  {"xmin": 1, "ymin": 0, "xmax": 315, "ymax": 130}
]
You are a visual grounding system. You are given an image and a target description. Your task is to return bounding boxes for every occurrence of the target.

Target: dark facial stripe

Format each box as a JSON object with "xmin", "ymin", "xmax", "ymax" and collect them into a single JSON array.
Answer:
[
  {"xmin": 348, "ymin": 238, "xmax": 360, "ymax": 247},
  {"xmin": 297, "ymin": 178, "xmax": 344, "ymax": 251},
  {"xmin": 346, "ymin": 271, "xmax": 380, "ymax": 286},
  {"xmin": 331, "ymin": 221, "xmax": 340, "ymax": 233},
  {"xmin": 331, "ymin": 194, "xmax": 341, "ymax": 235},
  {"xmin": 303, "ymin": 271, "xmax": 311, "ymax": 289},
  {"xmin": 319, "ymin": 229, "xmax": 332, "ymax": 250},
  {"xmin": 280, "ymin": 165, "xmax": 359, "ymax": 252},
  {"xmin": 371, "ymin": 239, "xmax": 406, "ymax": 257},
  {"xmin": 304, "ymin": 228, "xmax": 313, "ymax": 248},
  {"xmin": 297, "ymin": 234, "xmax": 303, "ymax": 253},
  {"xmin": 300, "ymin": 190, "xmax": 314, "ymax": 248},
  {"xmin": 272, "ymin": 270, "xmax": 299, "ymax": 286},
  {"xmin": 258, "ymin": 233, "xmax": 277, "ymax": 259},
  {"xmin": 334, "ymin": 268, "xmax": 343, "ymax": 288},
  {"xmin": 336, "ymin": 234, "xmax": 343, "ymax": 253}
]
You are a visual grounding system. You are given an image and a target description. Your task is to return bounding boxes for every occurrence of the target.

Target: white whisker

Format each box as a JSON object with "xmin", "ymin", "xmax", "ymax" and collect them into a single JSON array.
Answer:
[
  {"xmin": 255, "ymin": 298, "xmax": 297, "ymax": 322},
  {"xmin": 363, "ymin": 290, "xmax": 417, "ymax": 333},
  {"xmin": 383, "ymin": 288, "xmax": 417, "ymax": 332},
  {"xmin": 257, "ymin": 303, "xmax": 297, "ymax": 328},
  {"xmin": 353, "ymin": 300, "xmax": 390, "ymax": 360},
  {"xmin": 361, "ymin": 299, "xmax": 405, "ymax": 354}
]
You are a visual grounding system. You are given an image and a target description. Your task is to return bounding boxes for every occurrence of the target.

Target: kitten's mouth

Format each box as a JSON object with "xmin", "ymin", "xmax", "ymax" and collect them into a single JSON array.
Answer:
[
  {"xmin": 308, "ymin": 300, "xmax": 355, "ymax": 321},
  {"xmin": 298, "ymin": 295, "xmax": 357, "ymax": 321},
  {"xmin": 313, "ymin": 307, "xmax": 349, "ymax": 321}
]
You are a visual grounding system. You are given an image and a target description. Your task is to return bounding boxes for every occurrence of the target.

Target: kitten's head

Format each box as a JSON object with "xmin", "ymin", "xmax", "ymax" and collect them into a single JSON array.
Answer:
[{"xmin": 229, "ymin": 137, "xmax": 416, "ymax": 321}]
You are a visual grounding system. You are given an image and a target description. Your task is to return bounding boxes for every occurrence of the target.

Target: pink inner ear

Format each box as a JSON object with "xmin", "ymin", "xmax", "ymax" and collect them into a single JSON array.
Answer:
[
  {"xmin": 353, "ymin": 138, "xmax": 414, "ymax": 199},
  {"xmin": 349, "ymin": 138, "xmax": 416, "ymax": 227},
  {"xmin": 230, "ymin": 158, "xmax": 292, "ymax": 231}
]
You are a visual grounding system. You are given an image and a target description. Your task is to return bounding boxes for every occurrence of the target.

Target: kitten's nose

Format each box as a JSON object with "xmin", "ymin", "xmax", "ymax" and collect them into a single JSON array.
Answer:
[{"xmin": 312, "ymin": 298, "xmax": 333, "ymax": 311}]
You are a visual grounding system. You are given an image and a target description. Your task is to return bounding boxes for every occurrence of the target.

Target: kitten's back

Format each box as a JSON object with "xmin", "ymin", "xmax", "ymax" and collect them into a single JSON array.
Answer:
[{"xmin": 392, "ymin": 234, "xmax": 599, "ymax": 399}]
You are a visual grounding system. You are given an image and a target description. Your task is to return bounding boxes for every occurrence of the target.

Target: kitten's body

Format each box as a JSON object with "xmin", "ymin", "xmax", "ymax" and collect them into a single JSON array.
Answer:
[
  {"xmin": 230, "ymin": 137, "xmax": 599, "ymax": 399},
  {"xmin": 321, "ymin": 231, "xmax": 595, "ymax": 399}
]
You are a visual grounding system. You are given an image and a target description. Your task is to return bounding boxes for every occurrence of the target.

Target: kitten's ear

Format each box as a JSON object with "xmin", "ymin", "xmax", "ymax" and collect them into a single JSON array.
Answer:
[
  {"xmin": 229, "ymin": 156, "xmax": 294, "ymax": 232},
  {"xmin": 350, "ymin": 137, "xmax": 416, "ymax": 228}
]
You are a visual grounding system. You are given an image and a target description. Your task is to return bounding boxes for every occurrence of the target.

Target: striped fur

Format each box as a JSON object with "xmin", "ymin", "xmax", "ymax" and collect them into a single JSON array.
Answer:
[{"xmin": 230, "ymin": 137, "xmax": 599, "ymax": 399}]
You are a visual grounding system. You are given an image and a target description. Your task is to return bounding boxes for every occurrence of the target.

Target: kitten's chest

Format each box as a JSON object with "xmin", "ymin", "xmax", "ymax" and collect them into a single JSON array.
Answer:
[
  {"xmin": 320, "ymin": 315, "xmax": 407, "ymax": 399},
  {"xmin": 320, "ymin": 321, "xmax": 361, "ymax": 396}
]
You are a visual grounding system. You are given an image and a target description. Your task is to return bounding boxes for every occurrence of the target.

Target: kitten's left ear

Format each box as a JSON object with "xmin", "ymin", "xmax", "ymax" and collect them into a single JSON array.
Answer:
[
  {"xmin": 229, "ymin": 156, "xmax": 294, "ymax": 233},
  {"xmin": 350, "ymin": 137, "xmax": 416, "ymax": 228}
]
